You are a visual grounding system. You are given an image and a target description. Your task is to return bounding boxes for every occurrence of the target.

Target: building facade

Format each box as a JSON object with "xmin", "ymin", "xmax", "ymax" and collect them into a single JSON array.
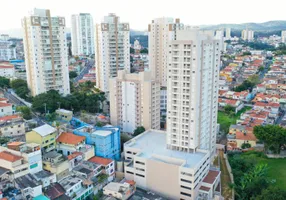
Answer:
[
  {"xmin": 0, "ymin": 63, "xmax": 15, "ymax": 78},
  {"xmin": 22, "ymin": 8, "xmax": 70, "ymax": 96},
  {"xmin": 148, "ymin": 17, "xmax": 184, "ymax": 87},
  {"xmin": 94, "ymin": 13, "xmax": 130, "ymax": 92},
  {"xmin": 109, "ymin": 70, "xmax": 160, "ymax": 133},
  {"xmin": 281, "ymin": 30, "xmax": 286, "ymax": 43},
  {"xmin": 71, "ymin": 13, "xmax": 95, "ymax": 56},
  {"xmin": 167, "ymin": 28, "xmax": 220, "ymax": 155},
  {"xmin": 124, "ymin": 28, "xmax": 221, "ymax": 200},
  {"xmin": 241, "ymin": 29, "xmax": 254, "ymax": 41},
  {"xmin": 225, "ymin": 28, "xmax": 231, "ymax": 39},
  {"xmin": 0, "ymin": 39, "xmax": 16, "ymax": 61}
]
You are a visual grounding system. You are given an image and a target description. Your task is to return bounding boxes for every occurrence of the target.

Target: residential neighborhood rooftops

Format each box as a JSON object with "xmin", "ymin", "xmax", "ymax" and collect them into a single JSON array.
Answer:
[
  {"xmin": 93, "ymin": 130, "xmax": 112, "ymax": 137},
  {"xmin": 0, "ymin": 151, "xmax": 22, "ymax": 162},
  {"xmin": 57, "ymin": 132, "xmax": 85, "ymax": 145},
  {"xmin": 34, "ymin": 170, "xmax": 53, "ymax": 179},
  {"xmin": 0, "ymin": 102, "xmax": 12, "ymax": 107},
  {"xmin": 236, "ymin": 132, "xmax": 257, "ymax": 141},
  {"xmin": 32, "ymin": 124, "xmax": 56, "ymax": 137},
  {"xmin": 45, "ymin": 183, "xmax": 66, "ymax": 200},
  {"xmin": 89, "ymin": 156, "xmax": 113, "ymax": 166},
  {"xmin": 67, "ymin": 152, "xmax": 83, "ymax": 160},
  {"xmin": 0, "ymin": 166, "xmax": 9, "ymax": 176},
  {"xmin": 15, "ymin": 173, "xmax": 40, "ymax": 189}
]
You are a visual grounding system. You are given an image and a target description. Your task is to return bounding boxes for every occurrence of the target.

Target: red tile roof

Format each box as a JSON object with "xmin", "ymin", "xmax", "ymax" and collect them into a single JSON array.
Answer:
[
  {"xmin": 0, "ymin": 115, "xmax": 20, "ymax": 122},
  {"xmin": 0, "ymin": 151, "xmax": 22, "ymax": 162},
  {"xmin": 125, "ymin": 180, "xmax": 136, "ymax": 186},
  {"xmin": 202, "ymin": 170, "xmax": 220, "ymax": 184},
  {"xmin": 0, "ymin": 102, "xmax": 11, "ymax": 107},
  {"xmin": 236, "ymin": 132, "xmax": 257, "ymax": 141},
  {"xmin": 88, "ymin": 156, "xmax": 113, "ymax": 166},
  {"xmin": 200, "ymin": 186, "xmax": 211, "ymax": 192},
  {"xmin": 67, "ymin": 152, "xmax": 83, "ymax": 160},
  {"xmin": 56, "ymin": 132, "xmax": 85, "ymax": 145}
]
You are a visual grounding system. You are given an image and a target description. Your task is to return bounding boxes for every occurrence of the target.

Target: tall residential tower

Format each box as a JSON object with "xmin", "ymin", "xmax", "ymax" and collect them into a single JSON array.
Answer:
[
  {"xmin": 94, "ymin": 13, "xmax": 130, "ymax": 92},
  {"xmin": 22, "ymin": 8, "xmax": 70, "ymax": 96},
  {"xmin": 71, "ymin": 13, "xmax": 95, "ymax": 56}
]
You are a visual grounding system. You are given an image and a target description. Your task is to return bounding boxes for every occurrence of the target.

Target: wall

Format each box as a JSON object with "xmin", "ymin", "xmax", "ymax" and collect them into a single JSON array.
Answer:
[{"xmin": 0, "ymin": 105, "xmax": 13, "ymax": 117}]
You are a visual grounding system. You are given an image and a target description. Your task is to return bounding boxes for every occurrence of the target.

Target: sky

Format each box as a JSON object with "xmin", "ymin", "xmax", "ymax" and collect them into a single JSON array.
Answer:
[{"xmin": 1, "ymin": 0, "xmax": 286, "ymax": 37}]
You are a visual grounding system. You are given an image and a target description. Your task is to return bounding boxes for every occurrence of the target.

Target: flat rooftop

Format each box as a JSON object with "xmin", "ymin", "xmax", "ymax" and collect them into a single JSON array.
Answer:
[
  {"xmin": 93, "ymin": 130, "xmax": 112, "ymax": 137},
  {"xmin": 125, "ymin": 130, "xmax": 207, "ymax": 168}
]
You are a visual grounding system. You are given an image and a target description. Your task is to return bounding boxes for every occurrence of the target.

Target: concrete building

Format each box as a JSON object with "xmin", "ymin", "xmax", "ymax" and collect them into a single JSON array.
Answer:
[
  {"xmin": 148, "ymin": 17, "xmax": 184, "ymax": 87},
  {"xmin": 103, "ymin": 181, "xmax": 136, "ymax": 200},
  {"xmin": 94, "ymin": 13, "xmax": 130, "ymax": 92},
  {"xmin": 26, "ymin": 124, "xmax": 57, "ymax": 153},
  {"xmin": 0, "ymin": 62, "xmax": 15, "ymax": 77},
  {"xmin": 1, "ymin": 142, "xmax": 43, "ymax": 174},
  {"xmin": 56, "ymin": 108, "xmax": 73, "ymax": 121},
  {"xmin": 109, "ymin": 70, "xmax": 160, "ymax": 133},
  {"xmin": 0, "ymin": 38, "xmax": 16, "ymax": 61},
  {"xmin": 241, "ymin": 29, "xmax": 254, "ymax": 41},
  {"xmin": 225, "ymin": 28, "xmax": 231, "ymax": 39},
  {"xmin": 71, "ymin": 13, "xmax": 95, "ymax": 56},
  {"xmin": 15, "ymin": 173, "xmax": 43, "ymax": 199},
  {"xmin": 56, "ymin": 132, "xmax": 94, "ymax": 160},
  {"xmin": 59, "ymin": 174, "xmax": 93, "ymax": 200},
  {"xmin": 74, "ymin": 125, "xmax": 121, "ymax": 160},
  {"xmin": 215, "ymin": 29, "xmax": 224, "ymax": 52},
  {"xmin": 281, "ymin": 30, "xmax": 286, "ymax": 43},
  {"xmin": 22, "ymin": 8, "xmax": 70, "ymax": 96},
  {"xmin": 0, "ymin": 115, "xmax": 25, "ymax": 138},
  {"xmin": 89, "ymin": 156, "xmax": 115, "ymax": 182},
  {"xmin": 124, "ymin": 29, "xmax": 221, "ymax": 200},
  {"xmin": 0, "ymin": 101, "xmax": 13, "ymax": 117}
]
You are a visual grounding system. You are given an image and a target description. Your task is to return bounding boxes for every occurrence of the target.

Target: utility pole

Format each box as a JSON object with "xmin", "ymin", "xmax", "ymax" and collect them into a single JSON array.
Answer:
[{"xmin": 44, "ymin": 103, "xmax": 47, "ymax": 115}]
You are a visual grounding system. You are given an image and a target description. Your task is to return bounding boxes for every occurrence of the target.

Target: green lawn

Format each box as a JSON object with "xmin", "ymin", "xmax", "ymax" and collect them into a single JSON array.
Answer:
[
  {"xmin": 240, "ymin": 152, "xmax": 286, "ymax": 190},
  {"xmin": 218, "ymin": 106, "xmax": 252, "ymax": 133}
]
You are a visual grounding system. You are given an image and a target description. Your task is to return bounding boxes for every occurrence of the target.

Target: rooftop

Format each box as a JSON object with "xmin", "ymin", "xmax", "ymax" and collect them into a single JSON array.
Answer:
[
  {"xmin": 59, "ymin": 175, "xmax": 82, "ymax": 190},
  {"xmin": 93, "ymin": 130, "xmax": 112, "ymax": 137},
  {"xmin": 0, "ymin": 102, "xmax": 11, "ymax": 107},
  {"xmin": 202, "ymin": 170, "xmax": 220, "ymax": 184},
  {"xmin": 32, "ymin": 195, "xmax": 50, "ymax": 200},
  {"xmin": 56, "ymin": 109, "xmax": 72, "ymax": 114},
  {"xmin": 33, "ymin": 170, "xmax": 53, "ymax": 179},
  {"xmin": 0, "ymin": 166, "xmax": 9, "ymax": 176},
  {"xmin": 45, "ymin": 183, "xmax": 66, "ymax": 200},
  {"xmin": 15, "ymin": 173, "xmax": 40, "ymax": 189},
  {"xmin": 32, "ymin": 124, "xmax": 56, "ymax": 137},
  {"xmin": 67, "ymin": 152, "xmax": 83, "ymax": 160},
  {"xmin": 57, "ymin": 132, "xmax": 85, "ymax": 145},
  {"xmin": 104, "ymin": 182, "xmax": 129, "ymax": 193},
  {"xmin": 125, "ymin": 130, "xmax": 207, "ymax": 168},
  {"xmin": 89, "ymin": 156, "xmax": 113, "ymax": 166},
  {"xmin": 0, "ymin": 151, "xmax": 22, "ymax": 162}
]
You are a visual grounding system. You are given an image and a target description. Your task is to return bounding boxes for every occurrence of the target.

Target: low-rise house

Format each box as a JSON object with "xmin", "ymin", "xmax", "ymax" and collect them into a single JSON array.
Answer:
[
  {"xmin": 33, "ymin": 170, "xmax": 57, "ymax": 188},
  {"xmin": 0, "ymin": 63, "xmax": 15, "ymax": 78},
  {"xmin": 68, "ymin": 152, "xmax": 84, "ymax": 169},
  {"xmin": 0, "ymin": 166, "xmax": 11, "ymax": 192},
  {"xmin": 218, "ymin": 98, "xmax": 244, "ymax": 113},
  {"xmin": 0, "ymin": 102, "xmax": 13, "ymax": 117},
  {"xmin": 88, "ymin": 156, "xmax": 115, "ymax": 182},
  {"xmin": 56, "ymin": 109, "xmax": 73, "ymax": 122},
  {"xmin": 59, "ymin": 175, "xmax": 93, "ymax": 200},
  {"xmin": 44, "ymin": 182, "xmax": 69, "ymax": 200},
  {"xmin": 73, "ymin": 161, "xmax": 102, "ymax": 181},
  {"xmin": 56, "ymin": 132, "xmax": 94, "ymax": 161},
  {"xmin": 42, "ymin": 151, "xmax": 69, "ymax": 181},
  {"xmin": 0, "ymin": 115, "xmax": 25, "ymax": 138},
  {"xmin": 26, "ymin": 124, "xmax": 57, "ymax": 153},
  {"xmin": 74, "ymin": 125, "xmax": 120, "ymax": 160},
  {"xmin": 0, "ymin": 142, "xmax": 42, "ymax": 174},
  {"xmin": 14, "ymin": 173, "xmax": 42, "ymax": 199},
  {"xmin": 103, "ymin": 180, "xmax": 136, "ymax": 200},
  {"xmin": 0, "ymin": 151, "xmax": 29, "ymax": 178}
]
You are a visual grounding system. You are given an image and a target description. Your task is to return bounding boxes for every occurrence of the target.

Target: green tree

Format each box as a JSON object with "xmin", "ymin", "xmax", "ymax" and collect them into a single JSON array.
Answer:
[
  {"xmin": 16, "ymin": 106, "xmax": 32, "ymax": 120},
  {"xmin": 0, "ymin": 137, "xmax": 9, "ymax": 145},
  {"xmin": 258, "ymin": 66, "xmax": 265, "ymax": 73},
  {"xmin": 96, "ymin": 121, "xmax": 103, "ymax": 127},
  {"xmin": 10, "ymin": 79, "xmax": 31, "ymax": 101},
  {"xmin": 140, "ymin": 48, "xmax": 148, "ymax": 54},
  {"xmin": 46, "ymin": 112, "xmax": 57, "ymax": 122},
  {"xmin": 224, "ymin": 105, "xmax": 235, "ymax": 116},
  {"xmin": 69, "ymin": 71, "xmax": 78, "ymax": 79},
  {"xmin": 254, "ymin": 125, "xmax": 286, "ymax": 154},
  {"xmin": 130, "ymin": 47, "xmax": 135, "ymax": 54},
  {"xmin": 242, "ymin": 51, "xmax": 251, "ymax": 56},
  {"xmin": 241, "ymin": 142, "xmax": 251, "ymax": 149},
  {"xmin": 32, "ymin": 90, "xmax": 63, "ymax": 113},
  {"xmin": 248, "ymin": 74, "xmax": 260, "ymax": 85},
  {"xmin": 256, "ymin": 186, "xmax": 286, "ymax": 200},
  {"xmin": 134, "ymin": 126, "xmax": 145, "ymax": 136},
  {"xmin": 0, "ymin": 76, "xmax": 10, "ymax": 88},
  {"xmin": 10, "ymin": 79, "xmax": 27, "ymax": 89}
]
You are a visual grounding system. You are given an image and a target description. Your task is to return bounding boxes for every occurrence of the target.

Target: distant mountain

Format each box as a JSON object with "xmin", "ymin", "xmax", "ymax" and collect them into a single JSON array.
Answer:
[
  {"xmin": 130, "ymin": 29, "xmax": 147, "ymax": 36},
  {"xmin": 202, "ymin": 20, "xmax": 286, "ymax": 31}
]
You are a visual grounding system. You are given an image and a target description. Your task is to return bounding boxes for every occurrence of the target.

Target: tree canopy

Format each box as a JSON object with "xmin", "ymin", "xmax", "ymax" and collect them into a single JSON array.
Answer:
[
  {"xmin": 16, "ymin": 106, "xmax": 32, "ymax": 120},
  {"xmin": 0, "ymin": 76, "xmax": 10, "ymax": 88},
  {"xmin": 254, "ymin": 125, "xmax": 286, "ymax": 154},
  {"xmin": 256, "ymin": 186, "xmax": 286, "ymax": 200},
  {"xmin": 234, "ymin": 75, "xmax": 260, "ymax": 92},
  {"xmin": 134, "ymin": 126, "xmax": 145, "ymax": 136},
  {"xmin": 10, "ymin": 79, "xmax": 31, "ymax": 101},
  {"xmin": 69, "ymin": 71, "xmax": 78, "ymax": 79}
]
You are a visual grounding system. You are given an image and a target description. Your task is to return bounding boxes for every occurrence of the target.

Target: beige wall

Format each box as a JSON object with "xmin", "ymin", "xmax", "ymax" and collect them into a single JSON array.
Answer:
[{"xmin": 146, "ymin": 158, "xmax": 180, "ymax": 200}]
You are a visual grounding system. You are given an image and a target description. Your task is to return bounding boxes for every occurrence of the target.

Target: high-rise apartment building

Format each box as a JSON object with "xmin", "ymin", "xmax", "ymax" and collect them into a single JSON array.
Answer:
[
  {"xmin": 225, "ymin": 28, "xmax": 231, "ymax": 39},
  {"xmin": 124, "ymin": 28, "xmax": 221, "ymax": 200},
  {"xmin": 281, "ymin": 30, "xmax": 286, "ymax": 43},
  {"xmin": 94, "ymin": 13, "xmax": 130, "ymax": 92},
  {"xmin": 22, "ymin": 8, "xmax": 70, "ymax": 96},
  {"xmin": 215, "ymin": 29, "xmax": 224, "ymax": 52},
  {"xmin": 0, "ymin": 35, "xmax": 16, "ymax": 61},
  {"xmin": 109, "ymin": 70, "xmax": 160, "ymax": 133},
  {"xmin": 148, "ymin": 18, "xmax": 184, "ymax": 87},
  {"xmin": 241, "ymin": 29, "xmax": 254, "ymax": 41},
  {"xmin": 167, "ymin": 28, "xmax": 219, "ymax": 155},
  {"xmin": 71, "ymin": 13, "xmax": 95, "ymax": 56}
]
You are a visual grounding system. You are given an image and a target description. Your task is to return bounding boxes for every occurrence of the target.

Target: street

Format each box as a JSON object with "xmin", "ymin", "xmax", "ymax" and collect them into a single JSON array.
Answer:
[{"xmin": 73, "ymin": 59, "xmax": 95, "ymax": 83}]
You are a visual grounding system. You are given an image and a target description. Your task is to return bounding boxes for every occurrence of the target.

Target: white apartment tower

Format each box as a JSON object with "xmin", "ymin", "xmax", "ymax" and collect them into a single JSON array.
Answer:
[
  {"xmin": 225, "ymin": 28, "xmax": 231, "ymax": 39},
  {"xmin": 109, "ymin": 70, "xmax": 160, "ymax": 133},
  {"xmin": 22, "ymin": 8, "xmax": 70, "ymax": 96},
  {"xmin": 241, "ymin": 29, "xmax": 254, "ymax": 41},
  {"xmin": 95, "ymin": 13, "xmax": 130, "ymax": 92},
  {"xmin": 167, "ymin": 28, "xmax": 220, "ymax": 155},
  {"xmin": 281, "ymin": 30, "xmax": 286, "ymax": 43},
  {"xmin": 148, "ymin": 18, "xmax": 184, "ymax": 87},
  {"xmin": 71, "ymin": 13, "xmax": 95, "ymax": 56}
]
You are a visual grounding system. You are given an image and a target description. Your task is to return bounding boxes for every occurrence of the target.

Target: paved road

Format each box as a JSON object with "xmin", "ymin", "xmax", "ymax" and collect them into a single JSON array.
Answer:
[{"xmin": 73, "ymin": 59, "xmax": 95, "ymax": 83}]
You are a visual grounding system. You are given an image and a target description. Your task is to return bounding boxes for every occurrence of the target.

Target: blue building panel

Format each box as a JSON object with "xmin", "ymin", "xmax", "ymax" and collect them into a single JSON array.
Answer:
[{"xmin": 73, "ymin": 125, "xmax": 121, "ymax": 160}]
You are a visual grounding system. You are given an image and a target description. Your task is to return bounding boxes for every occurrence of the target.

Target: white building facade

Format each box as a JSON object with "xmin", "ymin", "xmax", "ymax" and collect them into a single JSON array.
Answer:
[
  {"xmin": 95, "ymin": 13, "xmax": 130, "ymax": 92},
  {"xmin": 109, "ymin": 70, "xmax": 160, "ymax": 133},
  {"xmin": 71, "ymin": 13, "xmax": 95, "ymax": 56},
  {"xmin": 0, "ymin": 40, "xmax": 16, "ymax": 61},
  {"xmin": 281, "ymin": 30, "xmax": 286, "ymax": 43},
  {"xmin": 148, "ymin": 17, "xmax": 184, "ymax": 87},
  {"xmin": 241, "ymin": 29, "xmax": 254, "ymax": 41},
  {"xmin": 22, "ymin": 8, "xmax": 70, "ymax": 96}
]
